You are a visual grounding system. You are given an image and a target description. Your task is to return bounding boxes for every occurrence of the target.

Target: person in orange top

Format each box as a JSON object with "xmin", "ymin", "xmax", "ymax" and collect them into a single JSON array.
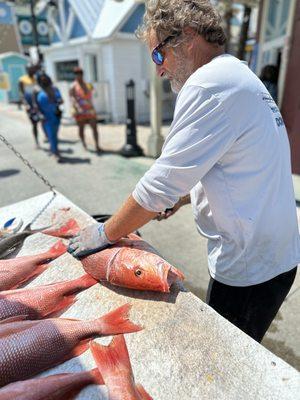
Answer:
[{"xmin": 69, "ymin": 67, "xmax": 101, "ymax": 153}]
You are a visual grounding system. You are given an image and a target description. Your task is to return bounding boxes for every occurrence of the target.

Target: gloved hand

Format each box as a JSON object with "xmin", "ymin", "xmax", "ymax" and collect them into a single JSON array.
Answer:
[{"xmin": 67, "ymin": 222, "xmax": 114, "ymax": 258}]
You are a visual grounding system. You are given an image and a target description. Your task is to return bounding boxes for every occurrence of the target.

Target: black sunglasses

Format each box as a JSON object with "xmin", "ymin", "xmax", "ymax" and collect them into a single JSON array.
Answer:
[{"xmin": 151, "ymin": 32, "xmax": 182, "ymax": 66}]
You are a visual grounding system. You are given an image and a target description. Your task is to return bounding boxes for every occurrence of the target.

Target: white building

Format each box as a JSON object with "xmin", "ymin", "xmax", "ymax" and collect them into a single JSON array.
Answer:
[{"xmin": 41, "ymin": 0, "xmax": 175, "ymax": 124}]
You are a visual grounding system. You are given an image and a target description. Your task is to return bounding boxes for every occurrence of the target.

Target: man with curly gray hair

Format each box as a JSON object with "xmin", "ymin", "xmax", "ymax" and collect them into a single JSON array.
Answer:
[{"xmin": 69, "ymin": 0, "xmax": 300, "ymax": 343}]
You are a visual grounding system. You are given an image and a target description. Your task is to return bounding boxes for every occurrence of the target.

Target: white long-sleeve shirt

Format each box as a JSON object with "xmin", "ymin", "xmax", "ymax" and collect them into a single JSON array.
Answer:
[{"xmin": 133, "ymin": 54, "xmax": 300, "ymax": 286}]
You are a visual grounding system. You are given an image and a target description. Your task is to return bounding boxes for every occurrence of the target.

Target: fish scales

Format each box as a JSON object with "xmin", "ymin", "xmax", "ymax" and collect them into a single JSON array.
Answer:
[
  {"xmin": 0, "ymin": 304, "xmax": 141, "ymax": 386},
  {"xmin": 0, "ymin": 274, "xmax": 97, "ymax": 321},
  {"xmin": 0, "ymin": 368, "xmax": 103, "ymax": 400},
  {"xmin": 0, "ymin": 241, "xmax": 66, "ymax": 291}
]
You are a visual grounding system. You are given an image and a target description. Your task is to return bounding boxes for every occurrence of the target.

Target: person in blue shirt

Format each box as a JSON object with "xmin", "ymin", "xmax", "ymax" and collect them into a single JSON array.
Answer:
[{"xmin": 36, "ymin": 73, "xmax": 63, "ymax": 162}]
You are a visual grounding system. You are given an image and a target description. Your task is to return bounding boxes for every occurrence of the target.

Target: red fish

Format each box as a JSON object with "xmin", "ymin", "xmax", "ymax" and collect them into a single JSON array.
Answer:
[
  {"xmin": 0, "ymin": 303, "xmax": 142, "ymax": 386},
  {"xmin": 81, "ymin": 233, "xmax": 184, "ymax": 292},
  {"xmin": 0, "ymin": 241, "xmax": 67, "ymax": 291},
  {"xmin": 42, "ymin": 218, "xmax": 80, "ymax": 238},
  {"xmin": 0, "ymin": 274, "xmax": 97, "ymax": 321},
  {"xmin": 0, "ymin": 368, "xmax": 103, "ymax": 400},
  {"xmin": 90, "ymin": 334, "xmax": 153, "ymax": 400}
]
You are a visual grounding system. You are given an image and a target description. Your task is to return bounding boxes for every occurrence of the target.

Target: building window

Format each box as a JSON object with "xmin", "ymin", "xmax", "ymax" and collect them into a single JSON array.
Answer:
[{"xmin": 55, "ymin": 60, "xmax": 79, "ymax": 81}]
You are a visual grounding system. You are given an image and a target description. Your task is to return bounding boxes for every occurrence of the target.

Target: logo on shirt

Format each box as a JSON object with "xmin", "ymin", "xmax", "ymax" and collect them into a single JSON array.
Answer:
[{"xmin": 261, "ymin": 92, "xmax": 285, "ymax": 128}]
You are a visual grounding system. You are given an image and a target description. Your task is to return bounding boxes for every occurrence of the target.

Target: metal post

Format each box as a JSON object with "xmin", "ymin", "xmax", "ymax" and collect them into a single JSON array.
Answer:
[
  {"xmin": 120, "ymin": 80, "xmax": 144, "ymax": 157},
  {"xmin": 30, "ymin": 0, "xmax": 42, "ymax": 63},
  {"xmin": 147, "ymin": 61, "xmax": 164, "ymax": 157}
]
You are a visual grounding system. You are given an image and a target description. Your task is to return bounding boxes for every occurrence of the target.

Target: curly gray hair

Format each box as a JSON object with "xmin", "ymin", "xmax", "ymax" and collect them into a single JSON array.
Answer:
[{"xmin": 136, "ymin": 0, "xmax": 226, "ymax": 46}]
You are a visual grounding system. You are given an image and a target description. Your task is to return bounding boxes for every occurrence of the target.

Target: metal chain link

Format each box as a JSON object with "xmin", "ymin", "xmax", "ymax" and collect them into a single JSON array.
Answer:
[
  {"xmin": 0, "ymin": 134, "xmax": 57, "ymax": 227},
  {"xmin": 0, "ymin": 134, "xmax": 55, "ymax": 193}
]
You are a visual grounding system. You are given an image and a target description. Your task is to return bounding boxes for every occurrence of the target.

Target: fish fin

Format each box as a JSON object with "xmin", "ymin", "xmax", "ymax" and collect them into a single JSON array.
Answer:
[
  {"xmin": 43, "ymin": 219, "xmax": 80, "ymax": 238},
  {"xmin": 97, "ymin": 303, "xmax": 143, "ymax": 335},
  {"xmin": 47, "ymin": 240, "xmax": 67, "ymax": 258},
  {"xmin": 0, "ymin": 314, "xmax": 28, "ymax": 324},
  {"xmin": 73, "ymin": 273, "xmax": 98, "ymax": 289},
  {"xmin": 90, "ymin": 335, "xmax": 133, "ymax": 377},
  {"xmin": 89, "ymin": 368, "xmax": 105, "ymax": 385},
  {"xmin": 136, "ymin": 384, "xmax": 153, "ymax": 400},
  {"xmin": 47, "ymin": 294, "xmax": 77, "ymax": 317}
]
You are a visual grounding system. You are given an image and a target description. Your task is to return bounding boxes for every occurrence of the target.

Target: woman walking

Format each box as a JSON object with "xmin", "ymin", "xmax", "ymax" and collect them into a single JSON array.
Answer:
[
  {"xmin": 69, "ymin": 67, "xmax": 101, "ymax": 153},
  {"xmin": 36, "ymin": 73, "xmax": 63, "ymax": 162}
]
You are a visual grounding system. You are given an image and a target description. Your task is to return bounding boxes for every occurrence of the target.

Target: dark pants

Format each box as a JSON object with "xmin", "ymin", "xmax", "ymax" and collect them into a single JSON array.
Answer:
[{"xmin": 206, "ymin": 267, "xmax": 297, "ymax": 342}]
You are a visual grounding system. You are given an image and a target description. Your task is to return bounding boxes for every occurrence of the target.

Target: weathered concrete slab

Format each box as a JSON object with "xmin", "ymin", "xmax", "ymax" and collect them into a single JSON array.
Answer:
[{"xmin": 1, "ymin": 192, "xmax": 299, "ymax": 400}]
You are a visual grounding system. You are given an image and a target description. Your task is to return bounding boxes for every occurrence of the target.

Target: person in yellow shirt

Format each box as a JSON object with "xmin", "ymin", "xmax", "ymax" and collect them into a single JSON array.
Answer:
[{"xmin": 19, "ymin": 64, "xmax": 40, "ymax": 148}]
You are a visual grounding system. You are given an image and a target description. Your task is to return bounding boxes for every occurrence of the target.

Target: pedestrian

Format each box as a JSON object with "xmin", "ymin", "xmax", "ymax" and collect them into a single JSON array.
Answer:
[
  {"xmin": 36, "ymin": 73, "xmax": 63, "ymax": 162},
  {"xmin": 260, "ymin": 64, "xmax": 279, "ymax": 103},
  {"xmin": 18, "ymin": 64, "xmax": 40, "ymax": 148},
  {"xmin": 68, "ymin": 0, "xmax": 300, "ymax": 343},
  {"xmin": 69, "ymin": 67, "xmax": 101, "ymax": 153}
]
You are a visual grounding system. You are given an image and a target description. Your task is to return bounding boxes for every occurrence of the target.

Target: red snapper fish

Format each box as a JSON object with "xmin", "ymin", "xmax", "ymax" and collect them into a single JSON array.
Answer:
[
  {"xmin": 91, "ymin": 334, "xmax": 153, "ymax": 400},
  {"xmin": 0, "ymin": 368, "xmax": 103, "ymax": 400},
  {"xmin": 0, "ymin": 303, "xmax": 142, "ymax": 387},
  {"xmin": 81, "ymin": 233, "xmax": 184, "ymax": 292},
  {"xmin": 0, "ymin": 241, "xmax": 67, "ymax": 291},
  {"xmin": 0, "ymin": 274, "xmax": 97, "ymax": 321}
]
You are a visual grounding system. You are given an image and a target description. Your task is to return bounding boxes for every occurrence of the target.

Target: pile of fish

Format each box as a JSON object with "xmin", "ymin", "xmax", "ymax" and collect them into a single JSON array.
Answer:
[{"xmin": 0, "ymin": 209, "xmax": 185, "ymax": 399}]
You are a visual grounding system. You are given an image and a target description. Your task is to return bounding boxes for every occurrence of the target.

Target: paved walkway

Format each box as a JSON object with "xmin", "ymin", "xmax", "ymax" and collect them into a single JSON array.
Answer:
[{"xmin": 0, "ymin": 103, "xmax": 299, "ymax": 370}]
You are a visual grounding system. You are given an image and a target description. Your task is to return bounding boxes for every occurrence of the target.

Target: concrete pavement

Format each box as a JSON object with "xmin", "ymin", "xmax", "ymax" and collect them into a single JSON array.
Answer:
[{"xmin": 0, "ymin": 103, "xmax": 299, "ymax": 371}]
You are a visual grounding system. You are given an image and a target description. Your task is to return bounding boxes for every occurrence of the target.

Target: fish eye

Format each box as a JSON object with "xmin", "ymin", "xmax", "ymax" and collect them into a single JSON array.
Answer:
[{"xmin": 134, "ymin": 269, "xmax": 142, "ymax": 277}]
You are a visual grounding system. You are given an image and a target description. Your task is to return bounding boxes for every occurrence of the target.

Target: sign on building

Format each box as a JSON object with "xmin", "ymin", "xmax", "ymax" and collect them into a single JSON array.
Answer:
[{"xmin": 17, "ymin": 15, "xmax": 50, "ymax": 46}]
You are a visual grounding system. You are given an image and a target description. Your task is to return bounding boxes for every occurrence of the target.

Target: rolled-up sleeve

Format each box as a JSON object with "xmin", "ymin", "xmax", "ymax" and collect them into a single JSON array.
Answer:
[{"xmin": 133, "ymin": 85, "xmax": 238, "ymax": 212}]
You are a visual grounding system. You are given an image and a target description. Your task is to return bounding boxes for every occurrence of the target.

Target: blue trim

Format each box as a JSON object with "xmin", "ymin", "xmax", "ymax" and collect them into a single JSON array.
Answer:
[
  {"xmin": 120, "ymin": 4, "xmax": 145, "ymax": 34},
  {"xmin": 0, "ymin": 2, "xmax": 13, "ymax": 25},
  {"xmin": 70, "ymin": 14, "xmax": 87, "ymax": 39},
  {"xmin": 49, "ymin": 0, "xmax": 87, "ymax": 43}
]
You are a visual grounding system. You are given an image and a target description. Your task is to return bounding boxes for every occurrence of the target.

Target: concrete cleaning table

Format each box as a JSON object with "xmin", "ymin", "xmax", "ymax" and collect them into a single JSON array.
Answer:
[{"xmin": 0, "ymin": 192, "xmax": 299, "ymax": 400}]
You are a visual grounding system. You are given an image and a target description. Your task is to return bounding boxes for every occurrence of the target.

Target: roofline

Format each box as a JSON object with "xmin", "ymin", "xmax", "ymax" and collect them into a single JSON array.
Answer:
[
  {"xmin": 92, "ymin": 0, "xmax": 139, "ymax": 40},
  {"xmin": 0, "ymin": 52, "xmax": 29, "ymax": 60}
]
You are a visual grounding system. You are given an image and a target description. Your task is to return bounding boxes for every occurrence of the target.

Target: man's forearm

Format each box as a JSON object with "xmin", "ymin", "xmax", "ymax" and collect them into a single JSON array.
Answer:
[
  {"xmin": 105, "ymin": 194, "xmax": 158, "ymax": 242},
  {"xmin": 180, "ymin": 194, "xmax": 191, "ymax": 206}
]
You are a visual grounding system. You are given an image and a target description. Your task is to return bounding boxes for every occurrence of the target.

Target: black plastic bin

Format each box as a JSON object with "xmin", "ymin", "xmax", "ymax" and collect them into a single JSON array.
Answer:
[{"xmin": 91, "ymin": 214, "xmax": 141, "ymax": 237}]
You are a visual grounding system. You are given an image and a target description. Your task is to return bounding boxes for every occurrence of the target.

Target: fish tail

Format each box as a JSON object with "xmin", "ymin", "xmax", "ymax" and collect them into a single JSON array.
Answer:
[
  {"xmin": 46, "ymin": 240, "xmax": 67, "ymax": 259},
  {"xmin": 96, "ymin": 303, "xmax": 142, "ymax": 335},
  {"xmin": 90, "ymin": 335, "xmax": 133, "ymax": 378},
  {"xmin": 136, "ymin": 384, "xmax": 154, "ymax": 400},
  {"xmin": 89, "ymin": 367, "xmax": 104, "ymax": 385},
  {"xmin": 72, "ymin": 273, "xmax": 98, "ymax": 290},
  {"xmin": 43, "ymin": 219, "xmax": 80, "ymax": 238}
]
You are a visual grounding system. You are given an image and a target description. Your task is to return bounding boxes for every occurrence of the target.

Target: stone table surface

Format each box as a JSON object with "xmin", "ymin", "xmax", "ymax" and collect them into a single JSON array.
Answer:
[{"xmin": 0, "ymin": 191, "xmax": 299, "ymax": 400}]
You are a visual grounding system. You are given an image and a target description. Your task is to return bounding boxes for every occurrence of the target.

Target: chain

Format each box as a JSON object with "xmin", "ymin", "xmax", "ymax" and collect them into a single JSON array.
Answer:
[
  {"xmin": 0, "ymin": 134, "xmax": 55, "ymax": 193},
  {"xmin": 0, "ymin": 134, "xmax": 57, "ymax": 227}
]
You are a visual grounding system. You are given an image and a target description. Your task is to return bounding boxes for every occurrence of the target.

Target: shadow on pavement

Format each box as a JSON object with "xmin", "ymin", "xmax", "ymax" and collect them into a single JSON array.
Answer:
[
  {"xmin": 0, "ymin": 169, "xmax": 20, "ymax": 178},
  {"xmin": 88, "ymin": 149, "xmax": 142, "ymax": 157},
  {"xmin": 59, "ymin": 139, "xmax": 78, "ymax": 144},
  {"xmin": 58, "ymin": 156, "xmax": 91, "ymax": 164}
]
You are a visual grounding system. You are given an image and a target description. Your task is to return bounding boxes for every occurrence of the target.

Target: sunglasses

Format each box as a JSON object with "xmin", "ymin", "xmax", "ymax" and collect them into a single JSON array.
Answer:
[{"xmin": 151, "ymin": 32, "xmax": 181, "ymax": 66}]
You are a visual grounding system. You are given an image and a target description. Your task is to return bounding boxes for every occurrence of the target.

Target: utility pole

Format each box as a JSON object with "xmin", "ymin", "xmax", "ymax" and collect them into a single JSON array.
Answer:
[
  {"xmin": 237, "ymin": 5, "xmax": 252, "ymax": 60},
  {"xmin": 29, "ymin": 0, "xmax": 42, "ymax": 63}
]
